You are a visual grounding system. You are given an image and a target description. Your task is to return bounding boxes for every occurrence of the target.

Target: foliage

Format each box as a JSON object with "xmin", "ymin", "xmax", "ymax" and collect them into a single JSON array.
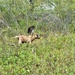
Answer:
[
  {"xmin": 0, "ymin": 0, "xmax": 75, "ymax": 33},
  {"xmin": 0, "ymin": 29, "xmax": 75, "ymax": 75},
  {"xmin": 0, "ymin": 0, "xmax": 75, "ymax": 75}
]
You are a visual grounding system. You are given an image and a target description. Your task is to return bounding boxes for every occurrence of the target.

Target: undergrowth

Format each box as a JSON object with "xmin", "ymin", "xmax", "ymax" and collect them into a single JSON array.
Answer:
[{"xmin": 0, "ymin": 29, "xmax": 75, "ymax": 75}]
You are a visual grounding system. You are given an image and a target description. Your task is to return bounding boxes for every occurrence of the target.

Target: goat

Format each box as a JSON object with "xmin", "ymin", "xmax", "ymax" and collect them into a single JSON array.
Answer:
[
  {"xmin": 15, "ymin": 34, "xmax": 40, "ymax": 44},
  {"xmin": 27, "ymin": 26, "xmax": 35, "ymax": 34}
]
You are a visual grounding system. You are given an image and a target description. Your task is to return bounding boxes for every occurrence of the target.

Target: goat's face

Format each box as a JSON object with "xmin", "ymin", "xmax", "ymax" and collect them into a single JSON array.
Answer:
[{"xmin": 35, "ymin": 34, "xmax": 40, "ymax": 39}]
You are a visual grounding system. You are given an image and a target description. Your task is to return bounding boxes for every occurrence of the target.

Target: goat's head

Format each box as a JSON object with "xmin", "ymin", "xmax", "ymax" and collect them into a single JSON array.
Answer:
[{"xmin": 34, "ymin": 34, "xmax": 40, "ymax": 39}]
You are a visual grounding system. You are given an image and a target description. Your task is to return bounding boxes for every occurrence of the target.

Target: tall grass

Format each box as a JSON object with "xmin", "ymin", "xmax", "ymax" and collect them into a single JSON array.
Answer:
[
  {"xmin": 0, "ymin": 0, "xmax": 75, "ymax": 75},
  {"xmin": 0, "ymin": 28, "xmax": 75, "ymax": 75}
]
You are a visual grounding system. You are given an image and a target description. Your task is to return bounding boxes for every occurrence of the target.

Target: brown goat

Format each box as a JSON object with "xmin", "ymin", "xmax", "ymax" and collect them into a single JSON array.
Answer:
[{"xmin": 15, "ymin": 34, "xmax": 40, "ymax": 44}]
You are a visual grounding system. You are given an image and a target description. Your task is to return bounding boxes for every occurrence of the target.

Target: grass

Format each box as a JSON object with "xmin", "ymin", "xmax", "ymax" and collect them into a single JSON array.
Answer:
[
  {"xmin": 0, "ymin": 28, "xmax": 75, "ymax": 75},
  {"xmin": 0, "ymin": 0, "xmax": 75, "ymax": 74}
]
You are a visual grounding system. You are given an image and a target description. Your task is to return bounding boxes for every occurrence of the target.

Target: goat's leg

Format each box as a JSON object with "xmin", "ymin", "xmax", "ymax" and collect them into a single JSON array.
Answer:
[
  {"xmin": 18, "ymin": 39, "xmax": 22, "ymax": 45},
  {"xmin": 29, "ymin": 41, "xmax": 31, "ymax": 44}
]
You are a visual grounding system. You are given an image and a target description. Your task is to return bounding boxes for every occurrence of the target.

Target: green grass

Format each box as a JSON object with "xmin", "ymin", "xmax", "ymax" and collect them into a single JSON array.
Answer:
[
  {"xmin": 0, "ymin": 29, "xmax": 75, "ymax": 75},
  {"xmin": 0, "ymin": 0, "xmax": 75, "ymax": 74}
]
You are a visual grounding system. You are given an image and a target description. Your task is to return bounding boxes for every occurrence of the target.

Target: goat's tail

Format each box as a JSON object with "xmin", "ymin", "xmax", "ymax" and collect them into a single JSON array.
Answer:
[{"xmin": 14, "ymin": 36, "xmax": 19, "ymax": 39}]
